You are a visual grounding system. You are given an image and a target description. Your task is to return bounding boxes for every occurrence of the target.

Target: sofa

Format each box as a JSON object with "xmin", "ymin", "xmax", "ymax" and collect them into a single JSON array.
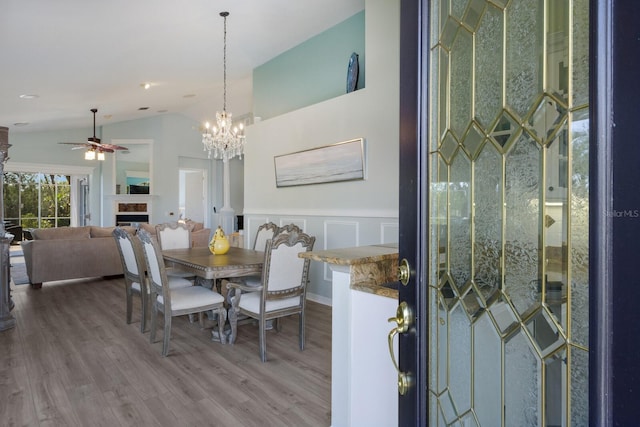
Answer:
[{"xmin": 21, "ymin": 222, "xmax": 211, "ymax": 288}]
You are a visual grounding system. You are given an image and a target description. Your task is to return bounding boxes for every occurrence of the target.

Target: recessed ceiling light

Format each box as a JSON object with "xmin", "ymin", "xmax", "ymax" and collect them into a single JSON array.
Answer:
[
  {"xmin": 103, "ymin": 114, "xmax": 113, "ymax": 120},
  {"xmin": 183, "ymin": 94, "xmax": 196, "ymax": 98},
  {"xmin": 157, "ymin": 109, "xmax": 168, "ymax": 113},
  {"xmin": 19, "ymin": 94, "xmax": 39, "ymax": 99},
  {"xmin": 13, "ymin": 122, "xmax": 29, "ymax": 127},
  {"xmin": 141, "ymin": 83, "xmax": 151, "ymax": 90},
  {"xmin": 138, "ymin": 107, "xmax": 149, "ymax": 111}
]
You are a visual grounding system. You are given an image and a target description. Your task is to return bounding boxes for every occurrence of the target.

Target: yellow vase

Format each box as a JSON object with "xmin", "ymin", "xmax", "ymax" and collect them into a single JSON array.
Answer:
[{"xmin": 209, "ymin": 226, "xmax": 230, "ymax": 255}]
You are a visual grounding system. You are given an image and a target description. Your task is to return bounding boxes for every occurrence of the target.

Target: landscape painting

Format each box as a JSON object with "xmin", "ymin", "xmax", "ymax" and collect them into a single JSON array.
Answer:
[{"xmin": 274, "ymin": 138, "xmax": 365, "ymax": 187}]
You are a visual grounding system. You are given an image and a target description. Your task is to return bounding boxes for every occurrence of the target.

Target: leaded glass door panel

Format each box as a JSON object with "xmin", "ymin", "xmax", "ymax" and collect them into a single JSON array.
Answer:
[{"xmin": 427, "ymin": 0, "xmax": 589, "ymax": 425}]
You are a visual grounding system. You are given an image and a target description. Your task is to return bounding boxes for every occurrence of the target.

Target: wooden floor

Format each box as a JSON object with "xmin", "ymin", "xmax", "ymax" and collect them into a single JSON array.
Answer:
[{"xmin": 1, "ymin": 277, "xmax": 332, "ymax": 426}]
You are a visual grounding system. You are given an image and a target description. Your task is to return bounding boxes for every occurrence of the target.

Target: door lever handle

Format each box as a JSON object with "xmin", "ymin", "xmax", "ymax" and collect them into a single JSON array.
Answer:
[{"xmin": 387, "ymin": 301, "xmax": 413, "ymax": 395}]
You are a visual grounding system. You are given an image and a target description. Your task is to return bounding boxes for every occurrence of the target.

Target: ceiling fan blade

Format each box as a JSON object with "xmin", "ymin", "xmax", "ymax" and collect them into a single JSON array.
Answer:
[
  {"xmin": 59, "ymin": 142, "xmax": 88, "ymax": 146},
  {"xmin": 101, "ymin": 143, "xmax": 129, "ymax": 151},
  {"xmin": 70, "ymin": 146, "xmax": 89, "ymax": 150}
]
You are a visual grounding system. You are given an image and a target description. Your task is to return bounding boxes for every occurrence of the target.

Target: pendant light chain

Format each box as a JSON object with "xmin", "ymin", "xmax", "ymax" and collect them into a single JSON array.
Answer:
[{"xmin": 222, "ymin": 11, "xmax": 227, "ymax": 112}]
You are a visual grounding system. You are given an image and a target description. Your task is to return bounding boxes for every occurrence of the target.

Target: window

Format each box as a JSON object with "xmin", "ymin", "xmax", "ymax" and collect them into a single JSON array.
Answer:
[{"xmin": 4, "ymin": 172, "xmax": 71, "ymax": 228}]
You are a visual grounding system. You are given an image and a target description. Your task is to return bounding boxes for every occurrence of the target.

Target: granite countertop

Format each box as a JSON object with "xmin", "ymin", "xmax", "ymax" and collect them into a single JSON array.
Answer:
[{"xmin": 300, "ymin": 243, "xmax": 399, "ymax": 299}]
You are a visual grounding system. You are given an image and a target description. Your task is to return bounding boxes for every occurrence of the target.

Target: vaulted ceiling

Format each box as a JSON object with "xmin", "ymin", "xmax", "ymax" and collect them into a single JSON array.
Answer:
[{"xmin": 1, "ymin": 0, "xmax": 364, "ymax": 134}]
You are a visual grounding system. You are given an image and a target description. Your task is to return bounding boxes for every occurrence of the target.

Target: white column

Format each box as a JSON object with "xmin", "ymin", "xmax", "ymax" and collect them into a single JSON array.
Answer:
[{"xmin": 219, "ymin": 160, "xmax": 235, "ymax": 235}]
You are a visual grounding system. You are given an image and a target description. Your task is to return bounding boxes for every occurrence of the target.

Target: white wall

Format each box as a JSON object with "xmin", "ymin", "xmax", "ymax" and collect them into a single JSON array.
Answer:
[{"xmin": 243, "ymin": 0, "xmax": 400, "ymax": 302}]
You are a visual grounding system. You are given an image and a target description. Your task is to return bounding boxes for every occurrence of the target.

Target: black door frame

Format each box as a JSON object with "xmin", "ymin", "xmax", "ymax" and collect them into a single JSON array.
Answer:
[
  {"xmin": 590, "ymin": 0, "xmax": 640, "ymax": 425},
  {"xmin": 397, "ymin": 0, "xmax": 640, "ymax": 425}
]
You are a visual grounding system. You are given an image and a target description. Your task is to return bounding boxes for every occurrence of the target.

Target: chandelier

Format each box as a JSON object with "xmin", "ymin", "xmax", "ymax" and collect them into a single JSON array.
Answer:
[{"xmin": 202, "ymin": 11, "xmax": 245, "ymax": 162}]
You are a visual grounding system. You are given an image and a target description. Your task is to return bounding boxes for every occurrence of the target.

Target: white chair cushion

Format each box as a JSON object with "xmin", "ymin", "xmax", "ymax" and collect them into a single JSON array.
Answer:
[
  {"xmin": 241, "ymin": 275, "xmax": 262, "ymax": 287},
  {"xmin": 167, "ymin": 276, "xmax": 193, "ymax": 289},
  {"xmin": 131, "ymin": 281, "xmax": 142, "ymax": 292},
  {"xmin": 158, "ymin": 286, "xmax": 224, "ymax": 311},
  {"xmin": 238, "ymin": 291, "xmax": 300, "ymax": 314},
  {"xmin": 166, "ymin": 267, "xmax": 195, "ymax": 278}
]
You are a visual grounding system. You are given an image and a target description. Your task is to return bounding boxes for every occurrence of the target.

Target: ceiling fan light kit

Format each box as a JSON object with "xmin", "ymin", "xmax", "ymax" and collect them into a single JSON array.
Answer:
[{"xmin": 59, "ymin": 108, "xmax": 128, "ymax": 161}]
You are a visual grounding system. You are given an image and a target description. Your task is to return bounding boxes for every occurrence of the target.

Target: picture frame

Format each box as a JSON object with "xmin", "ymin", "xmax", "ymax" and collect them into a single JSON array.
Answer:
[{"xmin": 274, "ymin": 138, "xmax": 365, "ymax": 187}]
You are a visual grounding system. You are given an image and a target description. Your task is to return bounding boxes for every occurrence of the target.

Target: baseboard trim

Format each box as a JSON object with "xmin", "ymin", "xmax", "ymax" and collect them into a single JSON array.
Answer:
[{"xmin": 307, "ymin": 292, "xmax": 332, "ymax": 307}]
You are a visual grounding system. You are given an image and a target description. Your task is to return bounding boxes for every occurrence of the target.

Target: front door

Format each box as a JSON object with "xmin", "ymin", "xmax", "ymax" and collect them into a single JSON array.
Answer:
[{"xmin": 398, "ymin": 0, "xmax": 592, "ymax": 424}]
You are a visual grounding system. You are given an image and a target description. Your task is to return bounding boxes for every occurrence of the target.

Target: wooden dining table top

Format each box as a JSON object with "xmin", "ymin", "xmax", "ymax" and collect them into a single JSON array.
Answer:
[{"xmin": 162, "ymin": 246, "xmax": 264, "ymax": 280}]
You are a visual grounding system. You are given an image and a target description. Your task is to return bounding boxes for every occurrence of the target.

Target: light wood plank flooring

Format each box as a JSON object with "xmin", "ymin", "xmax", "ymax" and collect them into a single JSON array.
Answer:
[{"xmin": 1, "ymin": 277, "xmax": 332, "ymax": 426}]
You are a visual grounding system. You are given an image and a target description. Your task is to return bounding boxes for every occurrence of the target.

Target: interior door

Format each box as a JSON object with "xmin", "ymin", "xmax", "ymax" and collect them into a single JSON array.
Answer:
[{"xmin": 398, "ymin": 0, "xmax": 590, "ymax": 424}]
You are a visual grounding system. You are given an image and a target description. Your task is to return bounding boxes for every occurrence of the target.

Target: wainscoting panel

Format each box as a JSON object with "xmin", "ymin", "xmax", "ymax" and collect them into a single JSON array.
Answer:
[
  {"xmin": 245, "ymin": 216, "xmax": 271, "ymax": 249},
  {"xmin": 381, "ymin": 222, "xmax": 399, "ymax": 245},
  {"xmin": 242, "ymin": 213, "xmax": 398, "ymax": 305},
  {"xmin": 324, "ymin": 220, "xmax": 359, "ymax": 281}
]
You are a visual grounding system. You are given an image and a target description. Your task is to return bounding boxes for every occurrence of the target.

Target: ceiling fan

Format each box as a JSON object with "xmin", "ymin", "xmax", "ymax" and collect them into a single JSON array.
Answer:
[{"xmin": 59, "ymin": 108, "xmax": 128, "ymax": 159}]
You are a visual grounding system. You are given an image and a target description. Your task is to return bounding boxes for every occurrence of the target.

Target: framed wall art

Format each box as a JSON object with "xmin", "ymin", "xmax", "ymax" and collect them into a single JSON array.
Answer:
[{"xmin": 274, "ymin": 138, "xmax": 365, "ymax": 187}]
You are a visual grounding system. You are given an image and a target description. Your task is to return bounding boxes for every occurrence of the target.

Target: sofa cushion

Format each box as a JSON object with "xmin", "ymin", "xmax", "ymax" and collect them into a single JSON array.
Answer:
[
  {"xmin": 31, "ymin": 226, "xmax": 90, "ymax": 240},
  {"xmin": 139, "ymin": 223, "xmax": 156, "ymax": 236},
  {"xmin": 184, "ymin": 220, "xmax": 204, "ymax": 232},
  {"xmin": 90, "ymin": 226, "xmax": 137, "ymax": 238}
]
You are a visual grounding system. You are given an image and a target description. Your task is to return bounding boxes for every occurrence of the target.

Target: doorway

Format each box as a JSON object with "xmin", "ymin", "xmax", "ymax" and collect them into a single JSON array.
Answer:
[{"xmin": 179, "ymin": 168, "xmax": 207, "ymax": 225}]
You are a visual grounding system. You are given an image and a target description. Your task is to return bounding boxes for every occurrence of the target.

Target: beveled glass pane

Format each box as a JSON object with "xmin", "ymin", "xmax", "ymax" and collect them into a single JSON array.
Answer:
[
  {"xmin": 429, "ymin": 286, "xmax": 439, "ymax": 393},
  {"xmin": 545, "ymin": 126, "xmax": 569, "ymax": 328},
  {"xmin": 570, "ymin": 346, "xmax": 589, "ymax": 426},
  {"xmin": 439, "ymin": 48, "xmax": 450, "ymax": 141},
  {"xmin": 525, "ymin": 308, "xmax": 565, "ymax": 357},
  {"xmin": 460, "ymin": 411, "xmax": 479, "ymax": 427},
  {"xmin": 474, "ymin": 142, "xmax": 502, "ymax": 300},
  {"xmin": 475, "ymin": 3, "xmax": 504, "ymax": 129},
  {"xmin": 461, "ymin": 286, "xmax": 483, "ymax": 318},
  {"xmin": 449, "ymin": 305, "xmax": 472, "ymax": 415},
  {"xmin": 450, "ymin": 152, "xmax": 472, "ymax": 289},
  {"xmin": 450, "ymin": 27, "xmax": 473, "ymax": 139},
  {"xmin": 488, "ymin": 298, "xmax": 519, "ymax": 335},
  {"xmin": 462, "ymin": 123, "xmax": 485, "ymax": 159},
  {"xmin": 441, "ymin": 16, "xmax": 460, "ymax": 50},
  {"xmin": 505, "ymin": 0, "xmax": 543, "ymax": 117},
  {"xmin": 544, "ymin": 349, "xmax": 567, "ymax": 427},
  {"xmin": 452, "ymin": 0, "xmax": 469, "ymax": 21},
  {"xmin": 570, "ymin": 108, "xmax": 589, "ymax": 348},
  {"xmin": 504, "ymin": 134, "xmax": 541, "ymax": 316},
  {"xmin": 572, "ymin": 0, "xmax": 589, "ymax": 107},
  {"xmin": 438, "ymin": 299, "xmax": 449, "ymax": 394},
  {"xmin": 528, "ymin": 95, "xmax": 567, "ymax": 145},
  {"xmin": 440, "ymin": 131, "xmax": 460, "ymax": 164},
  {"xmin": 440, "ymin": 274, "xmax": 459, "ymax": 309},
  {"xmin": 463, "ymin": 0, "xmax": 486, "ymax": 31},
  {"xmin": 439, "ymin": 390, "xmax": 459, "ymax": 424},
  {"xmin": 546, "ymin": 0, "xmax": 569, "ymax": 102},
  {"xmin": 490, "ymin": 110, "xmax": 520, "ymax": 149},
  {"xmin": 505, "ymin": 328, "xmax": 541, "ymax": 426},
  {"xmin": 435, "ymin": 157, "xmax": 449, "ymax": 282},
  {"xmin": 473, "ymin": 312, "xmax": 502, "ymax": 426}
]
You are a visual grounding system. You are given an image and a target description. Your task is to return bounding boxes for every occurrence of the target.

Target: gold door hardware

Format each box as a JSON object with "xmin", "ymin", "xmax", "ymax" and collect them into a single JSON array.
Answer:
[
  {"xmin": 388, "ymin": 301, "xmax": 414, "ymax": 395},
  {"xmin": 398, "ymin": 258, "xmax": 410, "ymax": 286}
]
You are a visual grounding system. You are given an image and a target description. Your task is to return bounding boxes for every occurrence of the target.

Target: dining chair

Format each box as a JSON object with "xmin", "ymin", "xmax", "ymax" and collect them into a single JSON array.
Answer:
[
  {"xmin": 113, "ymin": 227, "xmax": 195, "ymax": 333},
  {"xmin": 253, "ymin": 222, "xmax": 279, "ymax": 251},
  {"xmin": 137, "ymin": 229, "xmax": 227, "ymax": 356},
  {"xmin": 156, "ymin": 222, "xmax": 195, "ymax": 279},
  {"xmin": 278, "ymin": 223, "xmax": 303, "ymax": 235},
  {"xmin": 227, "ymin": 230, "xmax": 315, "ymax": 362},
  {"xmin": 112, "ymin": 227, "xmax": 148, "ymax": 333}
]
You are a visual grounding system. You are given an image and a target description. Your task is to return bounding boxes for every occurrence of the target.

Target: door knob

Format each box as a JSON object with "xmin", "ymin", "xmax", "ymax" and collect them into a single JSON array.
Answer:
[
  {"xmin": 388, "ymin": 301, "xmax": 414, "ymax": 395},
  {"xmin": 398, "ymin": 258, "xmax": 410, "ymax": 286}
]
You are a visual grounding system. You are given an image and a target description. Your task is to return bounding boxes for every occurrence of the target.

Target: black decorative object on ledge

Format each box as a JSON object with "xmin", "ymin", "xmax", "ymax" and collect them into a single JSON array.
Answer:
[{"xmin": 346, "ymin": 52, "xmax": 359, "ymax": 93}]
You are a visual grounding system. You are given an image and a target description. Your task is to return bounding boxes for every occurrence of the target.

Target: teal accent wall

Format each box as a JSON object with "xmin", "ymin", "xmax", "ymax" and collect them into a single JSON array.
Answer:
[{"xmin": 253, "ymin": 11, "xmax": 365, "ymax": 120}]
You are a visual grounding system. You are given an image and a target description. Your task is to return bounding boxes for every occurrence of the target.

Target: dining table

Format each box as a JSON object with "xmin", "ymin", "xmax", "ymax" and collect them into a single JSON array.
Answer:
[{"xmin": 162, "ymin": 246, "xmax": 265, "ymax": 342}]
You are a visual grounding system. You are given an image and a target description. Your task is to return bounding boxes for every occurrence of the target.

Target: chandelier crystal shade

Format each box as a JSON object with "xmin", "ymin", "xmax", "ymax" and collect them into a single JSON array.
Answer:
[{"xmin": 202, "ymin": 11, "xmax": 245, "ymax": 162}]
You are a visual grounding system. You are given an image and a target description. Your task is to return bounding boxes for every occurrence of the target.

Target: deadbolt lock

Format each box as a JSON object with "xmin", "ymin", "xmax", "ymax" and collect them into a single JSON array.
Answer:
[
  {"xmin": 398, "ymin": 258, "xmax": 410, "ymax": 286},
  {"xmin": 387, "ymin": 301, "xmax": 414, "ymax": 395}
]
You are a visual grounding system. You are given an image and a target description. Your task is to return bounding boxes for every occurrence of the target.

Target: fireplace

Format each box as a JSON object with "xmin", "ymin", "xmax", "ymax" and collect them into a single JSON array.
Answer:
[{"xmin": 114, "ymin": 200, "xmax": 151, "ymax": 226}]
